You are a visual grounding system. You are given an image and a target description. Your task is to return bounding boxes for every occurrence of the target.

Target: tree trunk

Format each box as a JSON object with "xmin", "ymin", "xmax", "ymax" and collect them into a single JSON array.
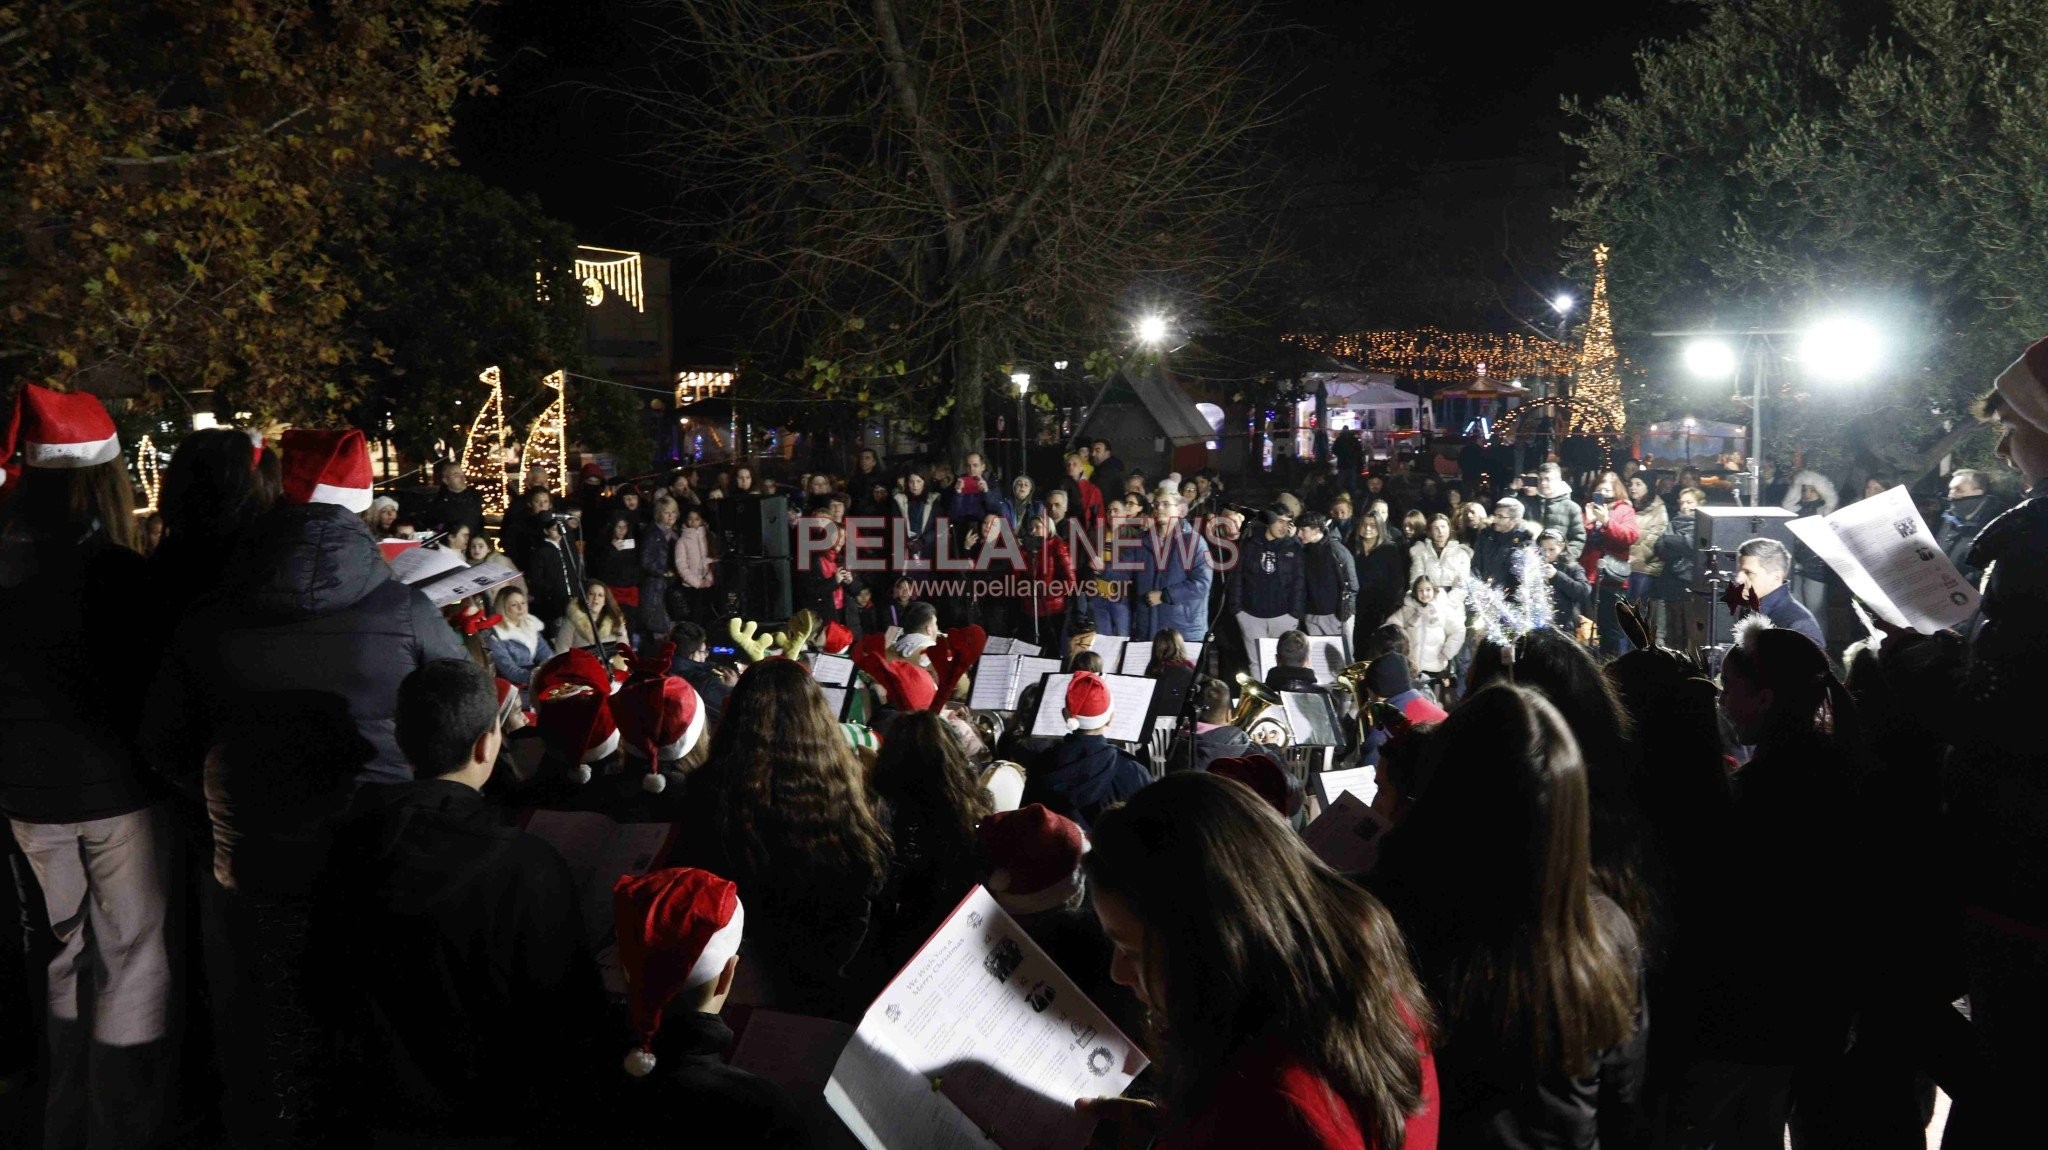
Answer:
[{"xmin": 946, "ymin": 310, "xmax": 988, "ymax": 467}]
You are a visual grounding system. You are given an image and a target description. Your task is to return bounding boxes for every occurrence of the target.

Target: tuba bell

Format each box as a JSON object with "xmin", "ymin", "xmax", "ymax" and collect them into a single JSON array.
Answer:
[
  {"xmin": 1231, "ymin": 671, "xmax": 1291, "ymax": 746},
  {"xmin": 1335, "ymin": 658, "xmax": 1376, "ymax": 706}
]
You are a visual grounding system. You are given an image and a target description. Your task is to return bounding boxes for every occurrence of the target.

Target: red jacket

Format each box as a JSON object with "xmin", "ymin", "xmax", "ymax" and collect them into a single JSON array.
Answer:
[
  {"xmin": 1579, "ymin": 500, "xmax": 1640, "ymax": 581},
  {"xmin": 1161, "ymin": 1030, "xmax": 1439, "ymax": 1150},
  {"xmin": 1022, "ymin": 535, "xmax": 1075, "ymax": 616}
]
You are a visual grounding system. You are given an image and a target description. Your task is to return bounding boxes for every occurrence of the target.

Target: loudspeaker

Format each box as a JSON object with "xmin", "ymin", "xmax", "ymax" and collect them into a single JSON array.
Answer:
[
  {"xmin": 722, "ymin": 494, "xmax": 789, "ymax": 558},
  {"xmin": 741, "ymin": 558, "xmax": 792, "ymax": 622}
]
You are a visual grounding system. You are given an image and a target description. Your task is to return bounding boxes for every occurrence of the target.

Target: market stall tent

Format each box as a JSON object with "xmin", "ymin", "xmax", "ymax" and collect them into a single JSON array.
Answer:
[{"xmin": 1299, "ymin": 372, "xmax": 1428, "ymax": 458}]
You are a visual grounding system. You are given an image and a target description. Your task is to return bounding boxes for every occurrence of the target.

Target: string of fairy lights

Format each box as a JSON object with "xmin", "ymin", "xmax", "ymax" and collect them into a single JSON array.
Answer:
[
  {"xmin": 1495, "ymin": 244, "xmax": 1627, "ymax": 441},
  {"xmin": 522, "ymin": 370, "xmax": 570, "ymax": 496},
  {"xmin": 1283, "ymin": 327, "xmax": 1579, "ymax": 384},
  {"xmin": 461, "ymin": 366, "xmax": 512, "ymax": 516}
]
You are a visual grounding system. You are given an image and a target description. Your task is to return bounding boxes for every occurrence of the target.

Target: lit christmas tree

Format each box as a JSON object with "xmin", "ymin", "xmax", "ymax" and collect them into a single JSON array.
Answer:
[
  {"xmin": 522, "ymin": 369, "xmax": 569, "ymax": 496},
  {"xmin": 461, "ymin": 365, "xmax": 510, "ymax": 516},
  {"xmin": 1569, "ymin": 244, "xmax": 1625, "ymax": 436}
]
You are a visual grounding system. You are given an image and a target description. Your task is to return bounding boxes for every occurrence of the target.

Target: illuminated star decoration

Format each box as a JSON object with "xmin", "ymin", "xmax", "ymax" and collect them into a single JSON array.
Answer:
[
  {"xmin": 522, "ymin": 369, "xmax": 570, "ymax": 496},
  {"xmin": 461, "ymin": 365, "xmax": 510, "ymax": 517}
]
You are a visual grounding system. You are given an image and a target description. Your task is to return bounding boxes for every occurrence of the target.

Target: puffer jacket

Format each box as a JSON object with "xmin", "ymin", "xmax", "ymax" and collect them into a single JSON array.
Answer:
[
  {"xmin": 142, "ymin": 503, "xmax": 468, "ymax": 789},
  {"xmin": 1388, "ymin": 597, "xmax": 1460, "ymax": 674},
  {"xmin": 1629, "ymin": 499, "xmax": 1670, "ymax": 577},
  {"xmin": 1408, "ymin": 539, "xmax": 1473, "ymax": 630},
  {"xmin": 0, "ymin": 528, "xmax": 154, "ymax": 823}
]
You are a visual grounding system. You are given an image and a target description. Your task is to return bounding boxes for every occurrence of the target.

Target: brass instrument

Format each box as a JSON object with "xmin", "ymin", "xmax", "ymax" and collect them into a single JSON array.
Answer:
[{"xmin": 1231, "ymin": 671, "xmax": 1291, "ymax": 746}]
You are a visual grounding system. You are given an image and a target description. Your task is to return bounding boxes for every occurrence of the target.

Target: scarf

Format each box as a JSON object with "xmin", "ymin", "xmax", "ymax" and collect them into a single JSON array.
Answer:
[{"xmin": 492, "ymin": 612, "xmax": 547, "ymax": 653}]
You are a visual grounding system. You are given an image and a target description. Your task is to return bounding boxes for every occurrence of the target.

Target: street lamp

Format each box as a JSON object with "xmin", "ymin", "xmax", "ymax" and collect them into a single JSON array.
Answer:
[
  {"xmin": 1552, "ymin": 293, "xmax": 1574, "ymax": 316},
  {"xmin": 1137, "ymin": 315, "xmax": 1169, "ymax": 345},
  {"xmin": 1010, "ymin": 371, "xmax": 1032, "ymax": 480},
  {"xmin": 1797, "ymin": 317, "xmax": 1883, "ymax": 383}
]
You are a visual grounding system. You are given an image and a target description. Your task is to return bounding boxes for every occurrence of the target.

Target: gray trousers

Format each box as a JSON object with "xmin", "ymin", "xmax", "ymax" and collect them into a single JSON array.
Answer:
[
  {"xmin": 1236, "ymin": 611, "xmax": 1300, "ymax": 646},
  {"xmin": 11, "ymin": 807, "xmax": 174, "ymax": 1150},
  {"xmin": 1301, "ymin": 613, "xmax": 1347, "ymax": 638}
]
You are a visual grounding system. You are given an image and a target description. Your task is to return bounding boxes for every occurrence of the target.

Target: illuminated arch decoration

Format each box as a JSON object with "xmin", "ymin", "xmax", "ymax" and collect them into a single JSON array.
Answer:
[
  {"xmin": 461, "ymin": 365, "xmax": 511, "ymax": 517},
  {"xmin": 574, "ymin": 246, "xmax": 644, "ymax": 312},
  {"xmin": 523, "ymin": 370, "xmax": 570, "ymax": 496},
  {"xmin": 675, "ymin": 369, "xmax": 734, "ymax": 406}
]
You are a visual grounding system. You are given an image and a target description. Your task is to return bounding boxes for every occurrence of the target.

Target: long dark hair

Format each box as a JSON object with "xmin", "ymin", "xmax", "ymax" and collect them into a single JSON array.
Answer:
[
  {"xmin": 5, "ymin": 459, "xmax": 138, "ymax": 551},
  {"xmin": 1720, "ymin": 622, "xmax": 1860, "ymax": 750},
  {"xmin": 160, "ymin": 427, "xmax": 270, "ymax": 545},
  {"xmin": 1380, "ymin": 685, "xmax": 1638, "ymax": 1078},
  {"xmin": 870, "ymin": 710, "xmax": 989, "ymax": 860},
  {"xmin": 694, "ymin": 658, "xmax": 892, "ymax": 889},
  {"xmin": 1086, "ymin": 773, "xmax": 1430, "ymax": 1147}
]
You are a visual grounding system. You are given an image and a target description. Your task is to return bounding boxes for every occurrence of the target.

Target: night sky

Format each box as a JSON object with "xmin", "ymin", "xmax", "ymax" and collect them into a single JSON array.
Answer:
[{"xmin": 452, "ymin": 0, "xmax": 1708, "ymax": 349}]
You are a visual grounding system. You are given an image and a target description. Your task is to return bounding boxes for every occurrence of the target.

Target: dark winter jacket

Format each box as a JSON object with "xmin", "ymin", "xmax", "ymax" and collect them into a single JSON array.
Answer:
[
  {"xmin": 1023, "ymin": 733, "xmax": 1151, "ymax": 832},
  {"xmin": 1473, "ymin": 527, "xmax": 1533, "ymax": 592},
  {"xmin": 1938, "ymin": 492, "xmax": 2012, "ymax": 586},
  {"xmin": 1302, "ymin": 536, "xmax": 1358, "ymax": 618},
  {"xmin": 498, "ymin": 507, "xmax": 551, "ymax": 573},
  {"xmin": 1757, "ymin": 584, "xmax": 1824, "ymax": 650},
  {"xmin": 418, "ymin": 484, "xmax": 485, "ymax": 538},
  {"xmin": 1351, "ymin": 541, "xmax": 1408, "ymax": 631},
  {"xmin": 524, "ymin": 537, "xmax": 578, "ymax": 629},
  {"xmin": 610, "ymin": 1013, "xmax": 809, "ymax": 1148},
  {"xmin": 0, "ymin": 529, "xmax": 155, "ymax": 823},
  {"xmin": 1652, "ymin": 513, "xmax": 1699, "ymax": 601},
  {"xmin": 669, "ymin": 656, "xmax": 733, "ymax": 729},
  {"xmin": 1948, "ymin": 490, "xmax": 2048, "ymax": 927},
  {"xmin": 1545, "ymin": 555, "xmax": 1594, "ymax": 627},
  {"xmin": 1231, "ymin": 532, "xmax": 1304, "ymax": 620},
  {"xmin": 1166, "ymin": 723, "xmax": 1267, "ymax": 774},
  {"xmin": 312, "ymin": 779, "xmax": 608, "ymax": 1139},
  {"xmin": 142, "ymin": 503, "xmax": 468, "ymax": 790}
]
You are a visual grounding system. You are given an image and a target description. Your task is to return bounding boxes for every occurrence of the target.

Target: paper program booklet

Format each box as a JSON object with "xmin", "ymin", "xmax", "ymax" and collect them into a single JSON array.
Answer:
[
  {"xmin": 1785, "ymin": 485, "xmax": 1981, "ymax": 633},
  {"xmin": 825, "ymin": 885, "xmax": 1147, "ymax": 1150}
]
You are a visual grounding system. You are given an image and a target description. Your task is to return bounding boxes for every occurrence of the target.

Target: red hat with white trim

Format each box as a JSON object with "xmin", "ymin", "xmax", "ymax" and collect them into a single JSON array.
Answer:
[
  {"xmin": 15, "ymin": 384, "xmax": 121, "ymax": 473},
  {"xmin": 1064, "ymin": 671, "xmax": 1113, "ymax": 732},
  {"xmin": 613, "ymin": 674, "xmax": 705, "ymax": 795},
  {"xmin": 821, "ymin": 620, "xmax": 853, "ymax": 655},
  {"xmin": 978, "ymin": 804, "xmax": 1088, "ymax": 916},
  {"xmin": 1994, "ymin": 335, "xmax": 2048, "ymax": 432},
  {"xmin": 1208, "ymin": 754, "xmax": 1301, "ymax": 819},
  {"xmin": 533, "ymin": 681, "xmax": 619, "ymax": 782},
  {"xmin": 279, "ymin": 428, "xmax": 374, "ymax": 513},
  {"xmin": 613, "ymin": 867, "xmax": 745, "ymax": 1078}
]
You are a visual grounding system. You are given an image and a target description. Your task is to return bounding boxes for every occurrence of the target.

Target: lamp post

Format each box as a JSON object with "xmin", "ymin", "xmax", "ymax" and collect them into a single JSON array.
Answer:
[
  {"xmin": 1010, "ymin": 371, "xmax": 1031, "ymax": 481},
  {"xmin": 1068, "ymin": 315, "xmax": 1169, "ymax": 451},
  {"xmin": 1662, "ymin": 317, "xmax": 1882, "ymax": 506}
]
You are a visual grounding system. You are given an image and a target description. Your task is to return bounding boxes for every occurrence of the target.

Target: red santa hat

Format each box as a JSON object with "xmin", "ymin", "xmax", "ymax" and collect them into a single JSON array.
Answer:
[
  {"xmin": 1064, "ymin": 671, "xmax": 1113, "ymax": 732},
  {"xmin": 279, "ymin": 428, "xmax": 374, "ymax": 513},
  {"xmin": 926, "ymin": 625, "xmax": 987, "ymax": 712},
  {"xmin": 1994, "ymin": 335, "xmax": 2048, "ymax": 432},
  {"xmin": 612, "ymin": 867, "xmax": 746, "ymax": 1078},
  {"xmin": 535, "ymin": 647, "xmax": 621, "ymax": 698},
  {"xmin": 532, "ymin": 681, "xmax": 619, "ymax": 783},
  {"xmin": 13, "ymin": 384, "xmax": 121, "ymax": 474},
  {"xmin": 851, "ymin": 632, "xmax": 937, "ymax": 711},
  {"xmin": 613, "ymin": 674, "xmax": 705, "ymax": 795},
  {"xmin": 821, "ymin": 620, "xmax": 853, "ymax": 655},
  {"xmin": 978, "ymin": 804, "xmax": 1088, "ymax": 916},
  {"xmin": 1208, "ymin": 755, "xmax": 1301, "ymax": 819}
]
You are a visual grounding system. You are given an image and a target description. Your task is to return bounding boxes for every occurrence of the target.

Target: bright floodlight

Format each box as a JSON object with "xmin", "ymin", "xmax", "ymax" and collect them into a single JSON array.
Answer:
[
  {"xmin": 1798, "ymin": 317, "xmax": 1883, "ymax": 382},
  {"xmin": 1052, "ymin": 360, "xmax": 1069, "ymax": 371},
  {"xmin": 1683, "ymin": 339, "xmax": 1739, "ymax": 381},
  {"xmin": 1010, "ymin": 371, "xmax": 1031, "ymax": 393},
  {"xmin": 1137, "ymin": 315, "xmax": 1169, "ymax": 345},
  {"xmin": 1552, "ymin": 293, "xmax": 1574, "ymax": 315}
]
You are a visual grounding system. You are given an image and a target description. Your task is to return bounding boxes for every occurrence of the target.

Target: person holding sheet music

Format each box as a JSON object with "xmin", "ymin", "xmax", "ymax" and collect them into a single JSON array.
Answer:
[
  {"xmin": 1021, "ymin": 672, "xmax": 1151, "ymax": 832},
  {"xmin": 1078, "ymin": 772, "xmax": 1439, "ymax": 1150}
]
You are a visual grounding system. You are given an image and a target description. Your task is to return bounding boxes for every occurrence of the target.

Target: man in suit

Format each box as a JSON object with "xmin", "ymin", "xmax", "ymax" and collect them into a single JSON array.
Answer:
[{"xmin": 1733, "ymin": 537, "xmax": 1824, "ymax": 649}]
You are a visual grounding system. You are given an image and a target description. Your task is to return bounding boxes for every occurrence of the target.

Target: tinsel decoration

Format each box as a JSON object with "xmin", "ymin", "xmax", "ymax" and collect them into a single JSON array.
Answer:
[{"xmin": 1465, "ymin": 543, "xmax": 1557, "ymax": 647}]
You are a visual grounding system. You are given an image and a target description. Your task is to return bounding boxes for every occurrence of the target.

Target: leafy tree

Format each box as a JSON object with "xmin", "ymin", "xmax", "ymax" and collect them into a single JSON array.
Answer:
[
  {"xmin": 337, "ymin": 170, "xmax": 650, "ymax": 472},
  {"xmin": 620, "ymin": 0, "xmax": 1278, "ymax": 462},
  {"xmin": 0, "ymin": 0, "xmax": 489, "ymax": 418},
  {"xmin": 1563, "ymin": 0, "xmax": 2048, "ymax": 477}
]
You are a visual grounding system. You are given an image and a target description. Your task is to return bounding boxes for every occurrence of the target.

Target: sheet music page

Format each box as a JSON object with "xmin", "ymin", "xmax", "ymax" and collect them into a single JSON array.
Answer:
[
  {"xmin": 1254, "ymin": 638, "xmax": 1277, "ymax": 681},
  {"xmin": 1028, "ymin": 675, "xmax": 1076, "ymax": 739},
  {"xmin": 1819, "ymin": 485, "xmax": 1981, "ymax": 632},
  {"xmin": 422, "ymin": 563, "xmax": 524, "ymax": 607},
  {"xmin": 1081, "ymin": 635, "xmax": 1128, "ymax": 672},
  {"xmin": 820, "ymin": 687, "xmax": 849, "ymax": 721},
  {"xmin": 982, "ymin": 636, "xmax": 1019, "ymax": 657},
  {"xmin": 1303, "ymin": 792, "xmax": 1391, "ymax": 874},
  {"xmin": 824, "ymin": 886, "xmax": 1147, "ymax": 1150},
  {"xmin": 1012, "ymin": 658, "xmax": 1062, "ymax": 711},
  {"xmin": 1786, "ymin": 515, "xmax": 1905, "ymax": 629},
  {"xmin": 1316, "ymin": 766, "xmax": 1378, "ymax": 808},
  {"xmin": 387, "ymin": 543, "xmax": 468, "ymax": 585},
  {"xmin": 969, "ymin": 656, "xmax": 1021, "ymax": 711},
  {"xmin": 1280, "ymin": 692, "xmax": 1343, "ymax": 747},
  {"xmin": 1119, "ymin": 641, "xmax": 1201, "ymax": 674},
  {"xmin": 812, "ymin": 654, "xmax": 855, "ymax": 686}
]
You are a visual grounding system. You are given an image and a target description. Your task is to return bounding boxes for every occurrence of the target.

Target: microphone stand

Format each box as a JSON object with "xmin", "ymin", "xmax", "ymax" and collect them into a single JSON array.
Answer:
[{"xmin": 1173, "ymin": 623, "xmax": 1216, "ymax": 775}]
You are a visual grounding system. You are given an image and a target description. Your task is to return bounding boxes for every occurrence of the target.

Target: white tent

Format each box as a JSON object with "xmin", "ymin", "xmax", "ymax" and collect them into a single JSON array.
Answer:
[{"xmin": 1297, "ymin": 372, "xmax": 1427, "ymax": 457}]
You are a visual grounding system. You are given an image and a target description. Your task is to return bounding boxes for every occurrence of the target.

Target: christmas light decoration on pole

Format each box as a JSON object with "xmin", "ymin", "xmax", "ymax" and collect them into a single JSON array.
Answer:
[
  {"xmin": 461, "ymin": 365, "xmax": 511, "ymax": 517},
  {"xmin": 523, "ymin": 369, "xmax": 570, "ymax": 496},
  {"xmin": 134, "ymin": 434, "xmax": 161, "ymax": 514}
]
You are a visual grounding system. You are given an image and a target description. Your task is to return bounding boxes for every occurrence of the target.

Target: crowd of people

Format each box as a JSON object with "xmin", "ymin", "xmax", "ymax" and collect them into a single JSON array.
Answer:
[{"xmin": 2, "ymin": 334, "xmax": 2045, "ymax": 1150}]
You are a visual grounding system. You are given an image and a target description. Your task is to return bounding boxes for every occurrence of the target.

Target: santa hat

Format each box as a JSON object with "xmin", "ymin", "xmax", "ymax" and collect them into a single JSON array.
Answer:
[
  {"xmin": 279, "ymin": 428, "xmax": 373, "ymax": 513},
  {"xmin": 612, "ymin": 868, "xmax": 746, "ymax": 1078},
  {"xmin": 532, "ymin": 681, "xmax": 619, "ymax": 781},
  {"xmin": 1064, "ymin": 671, "xmax": 1113, "ymax": 732},
  {"xmin": 978, "ymin": 804, "xmax": 1088, "ymax": 916},
  {"xmin": 13, "ymin": 384, "xmax": 121, "ymax": 473},
  {"xmin": 851, "ymin": 633, "xmax": 937, "ymax": 712},
  {"xmin": 926, "ymin": 625, "xmax": 987, "ymax": 712},
  {"xmin": 613, "ymin": 674, "xmax": 705, "ymax": 794},
  {"xmin": 1208, "ymin": 755, "xmax": 1300, "ymax": 819},
  {"xmin": 535, "ymin": 647, "xmax": 621, "ymax": 698},
  {"xmin": 1993, "ymin": 335, "xmax": 2048, "ymax": 432},
  {"xmin": 980, "ymin": 761, "xmax": 1027, "ymax": 812},
  {"xmin": 821, "ymin": 620, "xmax": 853, "ymax": 655}
]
